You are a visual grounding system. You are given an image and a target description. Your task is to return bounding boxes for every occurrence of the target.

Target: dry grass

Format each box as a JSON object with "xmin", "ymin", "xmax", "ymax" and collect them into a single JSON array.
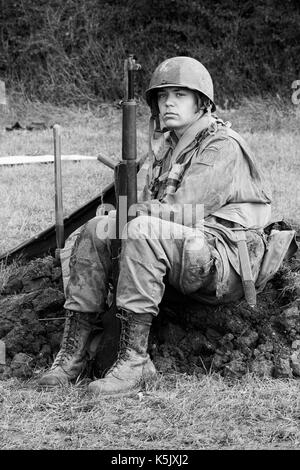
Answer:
[
  {"xmin": 0, "ymin": 162, "xmax": 113, "ymax": 254},
  {"xmin": 243, "ymin": 132, "xmax": 300, "ymax": 225},
  {"xmin": 0, "ymin": 92, "xmax": 149, "ymax": 157},
  {"xmin": 1, "ymin": 373, "xmax": 300, "ymax": 450}
]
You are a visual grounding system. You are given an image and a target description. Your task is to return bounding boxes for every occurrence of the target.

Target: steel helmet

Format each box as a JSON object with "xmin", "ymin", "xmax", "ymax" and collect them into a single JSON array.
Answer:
[{"xmin": 145, "ymin": 56, "xmax": 215, "ymax": 114}]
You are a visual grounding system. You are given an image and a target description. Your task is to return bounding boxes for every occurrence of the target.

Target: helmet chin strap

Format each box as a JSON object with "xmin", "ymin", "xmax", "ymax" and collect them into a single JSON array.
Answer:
[
  {"xmin": 195, "ymin": 109, "xmax": 206, "ymax": 120},
  {"xmin": 199, "ymin": 101, "xmax": 212, "ymax": 115},
  {"xmin": 155, "ymin": 114, "xmax": 162, "ymax": 133}
]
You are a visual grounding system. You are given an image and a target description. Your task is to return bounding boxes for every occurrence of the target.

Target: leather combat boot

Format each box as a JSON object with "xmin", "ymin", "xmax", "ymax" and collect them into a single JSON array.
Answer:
[
  {"xmin": 38, "ymin": 310, "xmax": 100, "ymax": 387},
  {"xmin": 88, "ymin": 310, "xmax": 156, "ymax": 397}
]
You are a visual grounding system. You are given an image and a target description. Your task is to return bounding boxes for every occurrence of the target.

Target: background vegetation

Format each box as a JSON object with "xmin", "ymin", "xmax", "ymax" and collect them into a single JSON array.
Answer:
[{"xmin": 1, "ymin": 0, "xmax": 300, "ymax": 106}]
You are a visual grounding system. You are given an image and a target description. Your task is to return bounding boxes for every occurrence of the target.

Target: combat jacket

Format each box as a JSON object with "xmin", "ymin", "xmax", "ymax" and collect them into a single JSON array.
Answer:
[
  {"xmin": 137, "ymin": 114, "xmax": 271, "ymax": 228},
  {"xmin": 136, "ymin": 115, "xmax": 297, "ymax": 297}
]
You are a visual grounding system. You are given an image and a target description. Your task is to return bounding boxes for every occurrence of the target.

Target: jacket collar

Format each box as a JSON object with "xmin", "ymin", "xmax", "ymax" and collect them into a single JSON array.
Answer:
[{"xmin": 167, "ymin": 113, "xmax": 214, "ymax": 163}]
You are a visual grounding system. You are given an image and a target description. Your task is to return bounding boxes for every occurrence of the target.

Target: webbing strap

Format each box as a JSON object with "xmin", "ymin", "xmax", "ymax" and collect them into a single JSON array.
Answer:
[{"xmin": 234, "ymin": 230, "xmax": 256, "ymax": 308}]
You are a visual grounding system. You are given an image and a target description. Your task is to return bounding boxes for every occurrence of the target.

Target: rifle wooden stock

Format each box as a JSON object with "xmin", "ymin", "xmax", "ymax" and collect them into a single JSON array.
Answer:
[{"xmin": 96, "ymin": 153, "xmax": 116, "ymax": 170}]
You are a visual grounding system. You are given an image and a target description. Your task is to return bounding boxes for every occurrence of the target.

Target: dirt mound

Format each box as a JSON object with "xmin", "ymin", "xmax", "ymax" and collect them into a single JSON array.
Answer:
[{"xmin": 0, "ymin": 254, "xmax": 300, "ymax": 380}]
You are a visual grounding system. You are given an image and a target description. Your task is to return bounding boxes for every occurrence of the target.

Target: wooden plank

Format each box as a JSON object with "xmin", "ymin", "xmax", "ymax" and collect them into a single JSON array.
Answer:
[{"xmin": 0, "ymin": 155, "xmax": 98, "ymax": 165}]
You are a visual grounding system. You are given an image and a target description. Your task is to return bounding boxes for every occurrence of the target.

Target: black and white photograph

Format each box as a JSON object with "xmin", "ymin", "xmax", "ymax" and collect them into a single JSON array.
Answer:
[{"xmin": 0, "ymin": 0, "xmax": 299, "ymax": 456}]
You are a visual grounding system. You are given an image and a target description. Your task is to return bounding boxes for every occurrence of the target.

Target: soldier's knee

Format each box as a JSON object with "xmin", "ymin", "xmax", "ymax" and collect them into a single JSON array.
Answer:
[
  {"xmin": 83, "ymin": 217, "xmax": 102, "ymax": 236},
  {"xmin": 75, "ymin": 216, "xmax": 110, "ymax": 246},
  {"xmin": 124, "ymin": 216, "xmax": 152, "ymax": 240},
  {"xmin": 124, "ymin": 215, "xmax": 166, "ymax": 240},
  {"xmin": 92, "ymin": 215, "xmax": 112, "ymax": 241},
  {"xmin": 124, "ymin": 215, "xmax": 183, "ymax": 241}
]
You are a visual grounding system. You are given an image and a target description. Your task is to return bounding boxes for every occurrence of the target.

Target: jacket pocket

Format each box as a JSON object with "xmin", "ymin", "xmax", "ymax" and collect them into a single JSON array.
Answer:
[{"xmin": 179, "ymin": 235, "xmax": 214, "ymax": 295}]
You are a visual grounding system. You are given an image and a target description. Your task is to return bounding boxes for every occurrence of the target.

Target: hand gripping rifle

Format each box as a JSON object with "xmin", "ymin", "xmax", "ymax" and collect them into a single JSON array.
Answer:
[{"xmin": 93, "ymin": 55, "xmax": 141, "ymax": 375}]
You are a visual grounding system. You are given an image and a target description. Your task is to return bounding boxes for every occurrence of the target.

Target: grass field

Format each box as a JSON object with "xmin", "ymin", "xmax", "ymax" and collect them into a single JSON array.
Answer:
[
  {"xmin": 0, "ymin": 95, "xmax": 299, "ymax": 255},
  {"xmin": 1, "ymin": 374, "xmax": 300, "ymax": 450},
  {"xmin": 0, "ymin": 95, "xmax": 300, "ymax": 450}
]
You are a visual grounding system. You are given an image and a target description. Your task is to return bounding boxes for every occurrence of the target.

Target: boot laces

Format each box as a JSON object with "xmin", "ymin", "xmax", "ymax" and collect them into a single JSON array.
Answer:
[
  {"xmin": 106, "ymin": 311, "xmax": 133, "ymax": 374},
  {"xmin": 52, "ymin": 311, "xmax": 80, "ymax": 368}
]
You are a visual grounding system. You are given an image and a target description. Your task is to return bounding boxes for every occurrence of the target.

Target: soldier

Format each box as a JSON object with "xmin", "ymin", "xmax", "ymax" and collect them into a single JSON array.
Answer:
[{"xmin": 38, "ymin": 57, "xmax": 293, "ymax": 397}]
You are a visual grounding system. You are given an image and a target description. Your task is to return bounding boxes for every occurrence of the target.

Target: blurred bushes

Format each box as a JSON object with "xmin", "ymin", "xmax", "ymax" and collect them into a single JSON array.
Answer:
[{"xmin": 0, "ymin": 0, "xmax": 300, "ymax": 106}]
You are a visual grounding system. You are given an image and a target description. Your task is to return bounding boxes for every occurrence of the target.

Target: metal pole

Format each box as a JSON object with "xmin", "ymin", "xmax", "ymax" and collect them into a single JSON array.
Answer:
[{"xmin": 53, "ymin": 124, "xmax": 64, "ymax": 260}]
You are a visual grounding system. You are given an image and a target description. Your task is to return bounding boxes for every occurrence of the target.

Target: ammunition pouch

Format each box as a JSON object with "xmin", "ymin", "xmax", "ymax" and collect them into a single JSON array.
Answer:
[{"xmin": 256, "ymin": 220, "xmax": 298, "ymax": 292}]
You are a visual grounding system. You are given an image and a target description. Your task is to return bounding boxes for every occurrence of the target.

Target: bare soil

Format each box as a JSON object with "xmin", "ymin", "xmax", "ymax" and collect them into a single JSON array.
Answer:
[{"xmin": 0, "ymin": 252, "xmax": 300, "ymax": 382}]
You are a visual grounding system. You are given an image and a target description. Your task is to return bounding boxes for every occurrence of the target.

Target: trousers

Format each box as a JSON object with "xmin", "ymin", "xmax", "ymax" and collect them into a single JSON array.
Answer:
[{"xmin": 60, "ymin": 215, "xmax": 265, "ymax": 316}]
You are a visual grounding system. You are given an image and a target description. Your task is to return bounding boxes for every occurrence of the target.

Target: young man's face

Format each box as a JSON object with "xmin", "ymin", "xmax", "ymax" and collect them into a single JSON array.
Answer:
[{"xmin": 157, "ymin": 87, "xmax": 200, "ymax": 137}]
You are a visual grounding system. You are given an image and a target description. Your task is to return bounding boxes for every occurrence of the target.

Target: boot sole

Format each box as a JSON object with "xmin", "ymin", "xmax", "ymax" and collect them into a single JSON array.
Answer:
[{"xmin": 88, "ymin": 371, "xmax": 157, "ymax": 399}]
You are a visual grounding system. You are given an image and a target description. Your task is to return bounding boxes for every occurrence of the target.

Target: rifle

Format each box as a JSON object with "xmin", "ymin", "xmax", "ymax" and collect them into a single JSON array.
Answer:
[
  {"xmin": 92, "ymin": 55, "xmax": 141, "ymax": 375},
  {"xmin": 112, "ymin": 55, "xmax": 141, "ymax": 288}
]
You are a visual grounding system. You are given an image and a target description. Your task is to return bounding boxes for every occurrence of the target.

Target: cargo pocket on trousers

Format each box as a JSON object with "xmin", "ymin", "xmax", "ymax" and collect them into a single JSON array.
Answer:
[{"xmin": 179, "ymin": 235, "xmax": 214, "ymax": 295}]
